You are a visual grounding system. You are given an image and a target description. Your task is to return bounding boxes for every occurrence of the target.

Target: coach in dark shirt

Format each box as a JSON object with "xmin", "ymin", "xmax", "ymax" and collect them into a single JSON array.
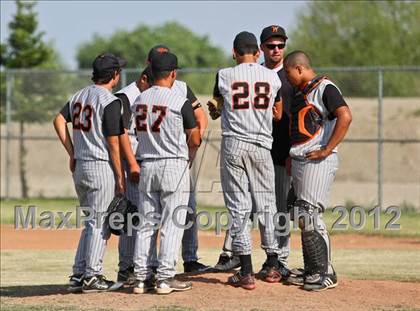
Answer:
[{"xmin": 258, "ymin": 25, "xmax": 294, "ymax": 277}]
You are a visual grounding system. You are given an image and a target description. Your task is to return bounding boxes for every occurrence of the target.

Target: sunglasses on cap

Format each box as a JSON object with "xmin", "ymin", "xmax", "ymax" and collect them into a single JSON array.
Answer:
[{"xmin": 265, "ymin": 43, "xmax": 286, "ymax": 50}]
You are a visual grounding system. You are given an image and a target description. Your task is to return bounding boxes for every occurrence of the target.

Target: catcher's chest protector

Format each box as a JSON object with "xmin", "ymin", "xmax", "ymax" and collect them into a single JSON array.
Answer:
[{"xmin": 290, "ymin": 76, "xmax": 327, "ymax": 145}]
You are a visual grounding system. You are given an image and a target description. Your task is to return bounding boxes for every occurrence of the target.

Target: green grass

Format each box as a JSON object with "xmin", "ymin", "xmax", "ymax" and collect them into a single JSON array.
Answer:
[
  {"xmin": 1, "ymin": 199, "xmax": 419, "ymax": 237},
  {"xmin": 1, "ymin": 246, "xmax": 420, "ymax": 288}
]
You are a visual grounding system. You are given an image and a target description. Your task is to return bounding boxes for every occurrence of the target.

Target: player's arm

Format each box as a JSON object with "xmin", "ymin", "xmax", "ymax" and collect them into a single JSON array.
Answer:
[
  {"xmin": 306, "ymin": 85, "xmax": 352, "ymax": 160},
  {"xmin": 187, "ymin": 85, "xmax": 208, "ymax": 138},
  {"xmin": 207, "ymin": 72, "xmax": 223, "ymax": 120},
  {"xmin": 53, "ymin": 102, "xmax": 75, "ymax": 172},
  {"xmin": 273, "ymin": 87, "xmax": 283, "ymax": 121},
  {"xmin": 182, "ymin": 100, "xmax": 201, "ymax": 151},
  {"xmin": 115, "ymin": 93, "xmax": 140, "ymax": 183},
  {"xmin": 103, "ymin": 100, "xmax": 126, "ymax": 194}
]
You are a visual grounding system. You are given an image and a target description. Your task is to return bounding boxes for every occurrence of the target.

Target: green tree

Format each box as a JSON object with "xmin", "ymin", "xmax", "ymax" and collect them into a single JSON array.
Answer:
[
  {"xmin": 1, "ymin": 0, "xmax": 65, "ymax": 198},
  {"xmin": 76, "ymin": 22, "xmax": 230, "ymax": 93},
  {"xmin": 288, "ymin": 1, "xmax": 420, "ymax": 96}
]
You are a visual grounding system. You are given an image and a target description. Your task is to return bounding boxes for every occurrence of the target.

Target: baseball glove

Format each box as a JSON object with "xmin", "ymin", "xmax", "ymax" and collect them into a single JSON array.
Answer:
[
  {"xmin": 207, "ymin": 97, "xmax": 223, "ymax": 120},
  {"xmin": 106, "ymin": 193, "xmax": 139, "ymax": 235}
]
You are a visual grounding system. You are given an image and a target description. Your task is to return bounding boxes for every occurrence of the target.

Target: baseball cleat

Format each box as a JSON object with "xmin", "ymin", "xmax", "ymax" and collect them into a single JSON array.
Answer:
[
  {"xmin": 117, "ymin": 266, "xmax": 136, "ymax": 287},
  {"xmin": 213, "ymin": 254, "xmax": 241, "ymax": 272},
  {"xmin": 227, "ymin": 271, "xmax": 256, "ymax": 290},
  {"xmin": 263, "ymin": 266, "xmax": 282, "ymax": 283},
  {"xmin": 156, "ymin": 278, "xmax": 192, "ymax": 295},
  {"xmin": 82, "ymin": 275, "xmax": 122, "ymax": 293},
  {"xmin": 303, "ymin": 271, "xmax": 338, "ymax": 292},
  {"xmin": 133, "ymin": 278, "xmax": 156, "ymax": 294},
  {"xmin": 67, "ymin": 274, "xmax": 84, "ymax": 293},
  {"xmin": 258, "ymin": 260, "xmax": 290, "ymax": 281},
  {"xmin": 284, "ymin": 268, "xmax": 306, "ymax": 286},
  {"xmin": 183, "ymin": 261, "xmax": 212, "ymax": 273}
]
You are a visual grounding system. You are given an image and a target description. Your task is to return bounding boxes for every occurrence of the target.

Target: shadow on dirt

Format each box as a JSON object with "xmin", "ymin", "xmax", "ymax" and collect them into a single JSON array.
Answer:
[{"xmin": 0, "ymin": 285, "xmax": 71, "ymax": 298}]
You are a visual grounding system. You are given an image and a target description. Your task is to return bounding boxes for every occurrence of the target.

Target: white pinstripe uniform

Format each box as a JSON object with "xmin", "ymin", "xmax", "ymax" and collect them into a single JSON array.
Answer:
[
  {"xmin": 69, "ymin": 85, "xmax": 120, "ymax": 278},
  {"xmin": 290, "ymin": 78, "xmax": 341, "ymax": 275},
  {"xmin": 116, "ymin": 80, "xmax": 199, "ymax": 270},
  {"xmin": 132, "ymin": 85, "xmax": 191, "ymax": 281},
  {"xmin": 220, "ymin": 64, "xmax": 293, "ymax": 266},
  {"xmin": 217, "ymin": 63, "xmax": 282, "ymax": 256},
  {"xmin": 114, "ymin": 82, "xmax": 141, "ymax": 272}
]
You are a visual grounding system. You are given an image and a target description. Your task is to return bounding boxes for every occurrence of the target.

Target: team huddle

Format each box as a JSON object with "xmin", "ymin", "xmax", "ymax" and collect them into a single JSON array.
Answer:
[{"xmin": 53, "ymin": 25, "xmax": 352, "ymax": 295}]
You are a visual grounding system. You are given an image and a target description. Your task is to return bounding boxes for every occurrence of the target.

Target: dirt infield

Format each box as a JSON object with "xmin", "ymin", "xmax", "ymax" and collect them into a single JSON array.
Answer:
[
  {"xmin": 1, "ymin": 275, "xmax": 419, "ymax": 311},
  {"xmin": 1, "ymin": 226, "xmax": 420, "ymax": 310}
]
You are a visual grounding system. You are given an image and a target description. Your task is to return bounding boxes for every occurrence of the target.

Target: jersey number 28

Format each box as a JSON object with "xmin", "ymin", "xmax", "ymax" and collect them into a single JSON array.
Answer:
[
  {"xmin": 232, "ymin": 82, "xmax": 270, "ymax": 110},
  {"xmin": 135, "ymin": 104, "xmax": 167, "ymax": 132}
]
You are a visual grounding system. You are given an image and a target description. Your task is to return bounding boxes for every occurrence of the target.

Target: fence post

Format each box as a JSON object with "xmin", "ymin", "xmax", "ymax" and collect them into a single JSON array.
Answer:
[
  {"xmin": 377, "ymin": 70, "xmax": 384, "ymax": 209},
  {"xmin": 5, "ymin": 73, "xmax": 13, "ymax": 199}
]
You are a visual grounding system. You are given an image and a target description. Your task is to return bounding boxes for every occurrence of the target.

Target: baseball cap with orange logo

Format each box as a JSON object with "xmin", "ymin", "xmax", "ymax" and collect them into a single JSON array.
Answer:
[{"xmin": 260, "ymin": 25, "xmax": 288, "ymax": 44}]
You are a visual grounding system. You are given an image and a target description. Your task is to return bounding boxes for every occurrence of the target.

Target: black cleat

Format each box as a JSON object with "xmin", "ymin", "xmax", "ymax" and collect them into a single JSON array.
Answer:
[
  {"xmin": 213, "ymin": 254, "xmax": 240, "ymax": 272},
  {"xmin": 258, "ymin": 260, "xmax": 290, "ymax": 280},
  {"xmin": 184, "ymin": 261, "xmax": 212, "ymax": 273},
  {"xmin": 284, "ymin": 268, "xmax": 306, "ymax": 286},
  {"xmin": 68, "ymin": 274, "xmax": 84, "ymax": 293},
  {"xmin": 117, "ymin": 267, "xmax": 135, "ymax": 287},
  {"xmin": 303, "ymin": 271, "xmax": 338, "ymax": 292},
  {"xmin": 82, "ymin": 275, "xmax": 122, "ymax": 293}
]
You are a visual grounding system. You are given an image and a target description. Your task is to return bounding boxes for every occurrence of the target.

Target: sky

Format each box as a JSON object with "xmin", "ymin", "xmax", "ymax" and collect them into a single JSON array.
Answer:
[{"xmin": 1, "ymin": 1, "xmax": 305, "ymax": 69}]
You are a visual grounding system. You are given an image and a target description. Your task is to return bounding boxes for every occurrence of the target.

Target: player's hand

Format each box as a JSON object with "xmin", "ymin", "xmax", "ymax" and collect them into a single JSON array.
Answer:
[
  {"xmin": 69, "ymin": 156, "xmax": 76, "ymax": 173},
  {"xmin": 115, "ymin": 177, "xmax": 125, "ymax": 194},
  {"xmin": 305, "ymin": 148, "xmax": 331, "ymax": 161},
  {"xmin": 129, "ymin": 162, "xmax": 140, "ymax": 184}
]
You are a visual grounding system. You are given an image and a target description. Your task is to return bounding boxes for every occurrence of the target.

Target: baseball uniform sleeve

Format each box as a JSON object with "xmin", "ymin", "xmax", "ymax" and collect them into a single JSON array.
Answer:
[
  {"xmin": 186, "ymin": 85, "xmax": 198, "ymax": 103},
  {"xmin": 212, "ymin": 72, "xmax": 221, "ymax": 98},
  {"xmin": 181, "ymin": 100, "xmax": 197, "ymax": 129},
  {"xmin": 322, "ymin": 84, "xmax": 348, "ymax": 116},
  {"xmin": 59, "ymin": 102, "xmax": 72, "ymax": 122},
  {"xmin": 114, "ymin": 93, "xmax": 131, "ymax": 129},
  {"xmin": 103, "ymin": 100, "xmax": 124, "ymax": 137}
]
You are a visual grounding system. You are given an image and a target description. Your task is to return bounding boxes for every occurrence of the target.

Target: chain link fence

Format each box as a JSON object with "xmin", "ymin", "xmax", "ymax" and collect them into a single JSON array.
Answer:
[{"xmin": 1, "ymin": 66, "xmax": 419, "ymax": 209}]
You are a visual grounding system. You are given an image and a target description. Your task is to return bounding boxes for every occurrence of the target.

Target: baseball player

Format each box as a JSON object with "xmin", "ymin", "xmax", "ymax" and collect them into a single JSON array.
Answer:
[
  {"xmin": 146, "ymin": 45, "xmax": 210, "ymax": 274},
  {"xmin": 53, "ymin": 53, "xmax": 128, "ymax": 293},
  {"xmin": 283, "ymin": 50, "xmax": 352, "ymax": 291},
  {"xmin": 131, "ymin": 52, "xmax": 201, "ymax": 294},
  {"xmin": 114, "ymin": 66, "xmax": 152, "ymax": 287},
  {"xmin": 213, "ymin": 26, "xmax": 294, "ymax": 279},
  {"xmin": 209, "ymin": 31, "xmax": 283, "ymax": 290}
]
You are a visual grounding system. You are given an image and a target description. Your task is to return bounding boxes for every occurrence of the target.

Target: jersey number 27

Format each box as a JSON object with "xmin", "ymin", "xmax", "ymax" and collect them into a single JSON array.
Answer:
[{"xmin": 135, "ymin": 104, "xmax": 167, "ymax": 132}]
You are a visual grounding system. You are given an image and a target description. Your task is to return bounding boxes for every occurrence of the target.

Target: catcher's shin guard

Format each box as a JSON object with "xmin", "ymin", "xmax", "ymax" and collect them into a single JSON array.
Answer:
[{"xmin": 301, "ymin": 230, "xmax": 328, "ymax": 275}]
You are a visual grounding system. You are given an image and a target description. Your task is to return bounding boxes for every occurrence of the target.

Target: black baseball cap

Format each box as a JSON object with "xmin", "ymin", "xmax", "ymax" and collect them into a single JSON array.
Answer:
[
  {"xmin": 151, "ymin": 52, "xmax": 179, "ymax": 72},
  {"xmin": 260, "ymin": 25, "xmax": 288, "ymax": 43},
  {"xmin": 92, "ymin": 53, "xmax": 127, "ymax": 77},
  {"xmin": 233, "ymin": 31, "xmax": 258, "ymax": 50},
  {"xmin": 147, "ymin": 45, "xmax": 170, "ymax": 63}
]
